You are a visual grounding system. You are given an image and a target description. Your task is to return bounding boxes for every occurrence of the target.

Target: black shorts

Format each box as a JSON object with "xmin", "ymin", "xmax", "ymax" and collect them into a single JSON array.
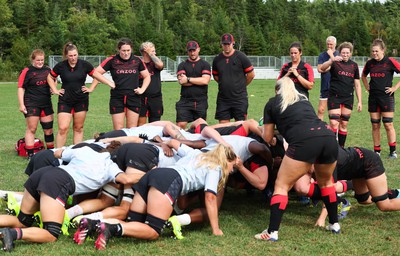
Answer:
[
  {"xmin": 337, "ymin": 148, "xmax": 385, "ymax": 180},
  {"xmin": 215, "ymin": 98, "xmax": 248, "ymax": 121},
  {"xmin": 215, "ymin": 125, "xmax": 247, "ymax": 136},
  {"xmin": 24, "ymin": 166, "xmax": 75, "ymax": 206},
  {"xmin": 109, "ymin": 94, "xmax": 141, "ymax": 114},
  {"xmin": 25, "ymin": 150, "xmax": 60, "ymax": 176},
  {"xmin": 368, "ymin": 93, "xmax": 395, "ymax": 113},
  {"xmin": 328, "ymin": 94, "xmax": 354, "ymax": 111},
  {"xmin": 133, "ymin": 168, "xmax": 182, "ymax": 205},
  {"xmin": 113, "ymin": 143, "xmax": 159, "ymax": 171},
  {"xmin": 139, "ymin": 95, "xmax": 163, "ymax": 119},
  {"xmin": 285, "ymin": 136, "xmax": 338, "ymax": 164},
  {"xmin": 24, "ymin": 105, "xmax": 54, "ymax": 118},
  {"xmin": 58, "ymin": 100, "xmax": 89, "ymax": 114},
  {"xmin": 176, "ymin": 98, "xmax": 208, "ymax": 123}
]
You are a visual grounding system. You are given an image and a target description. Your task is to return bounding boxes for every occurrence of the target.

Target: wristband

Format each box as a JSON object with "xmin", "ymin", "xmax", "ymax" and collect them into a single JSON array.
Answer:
[{"xmin": 187, "ymin": 77, "xmax": 191, "ymax": 83}]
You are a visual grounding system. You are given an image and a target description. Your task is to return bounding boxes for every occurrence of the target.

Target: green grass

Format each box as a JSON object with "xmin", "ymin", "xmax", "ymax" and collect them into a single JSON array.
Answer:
[{"xmin": 1, "ymin": 79, "xmax": 400, "ymax": 255}]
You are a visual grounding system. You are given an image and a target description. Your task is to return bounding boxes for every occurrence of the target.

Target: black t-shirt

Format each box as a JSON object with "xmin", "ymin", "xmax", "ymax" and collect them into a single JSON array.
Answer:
[
  {"xmin": 362, "ymin": 56, "xmax": 400, "ymax": 97},
  {"xmin": 177, "ymin": 59, "xmax": 211, "ymax": 100},
  {"xmin": 140, "ymin": 60, "xmax": 162, "ymax": 97},
  {"xmin": 212, "ymin": 50, "xmax": 253, "ymax": 100},
  {"xmin": 18, "ymin": 65, "xmax": 52, "ymax": 107},
  {"xmin": 263, "ymin": 95, "xmax": 334, "ymax": 144},
  {"xmin": 329, "ymin": 59, "xmax": 360, "ymax": 97},
  {"xmin": 51, "ymin": 59, "xmax": 95, "ymax": 103},
  {"xmin": 278, "ymin": 61, "xmax": 314, "ymax": 98},
  {"xmin": 101, "ymin": 54, "xmax": 147, "ymax": 97}
]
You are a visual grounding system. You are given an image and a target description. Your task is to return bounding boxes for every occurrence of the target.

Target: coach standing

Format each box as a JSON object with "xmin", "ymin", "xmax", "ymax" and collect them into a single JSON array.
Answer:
[
  {"xmin": 212, "ymin": 33, "xmax": 255, "ymax": 124},
  {"xmin": 176, "ymin": 41, "xmax": 211, "ymax": 129}
]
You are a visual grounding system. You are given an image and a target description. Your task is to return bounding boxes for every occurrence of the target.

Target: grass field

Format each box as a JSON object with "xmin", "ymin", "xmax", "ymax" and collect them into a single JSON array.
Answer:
[{"xmin": 1, "ymin": 79, "xmax": 400, "ymax": 255}]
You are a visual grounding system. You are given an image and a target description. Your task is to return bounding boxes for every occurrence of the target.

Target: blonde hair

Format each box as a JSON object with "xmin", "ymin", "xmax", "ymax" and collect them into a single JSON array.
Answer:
[
  {"xmin": 276, "ymin": 77, "xmax": 307, "ymax": 112},
  {"xmin": 196, "ymin": 144, "xmax": 236, "ymax": 192},
  {"xmin": 139, "ymin": 41, "xmax": 155, "ymax": 52}
]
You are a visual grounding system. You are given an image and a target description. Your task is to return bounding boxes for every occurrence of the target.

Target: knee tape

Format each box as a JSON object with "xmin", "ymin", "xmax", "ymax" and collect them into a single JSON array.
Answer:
[
  {"xmin": 329, "ymin": 114, "xmax": 340, "ymax": 120},
  {"xmin": 370, "ymin": 118, "xmax": 381, "ymax": 124},
  {"xmin": 40, "ymin": 121, "xmax": 53, "ymax": 130},
  {"xmin": 17, "ymin": 210, "xmax": 35, "ymax": 227},
  {"xmin": 126, "ymin": 211, "xmax": 146, "ymax": 223},
  {"xmin": 100, "ymin": 184, "xmax": 120, "ymax": 202},
  {"xmin": 372, "ymin": 193, "xmax": 388, "ymax": 203},
  {"xmin": 144, "ymin": 214, "xmax": 166, "ymax": 235},
  {"xmin": 382, "ymin": 117, "xmax": 393, "ymax": 123},
  {"xmin": 44, "ymin": 134, "xmax": 54, "ymax": 143},
  {"xmin": 122, "ymin": 188, "xmax": 134, "ymax": 203},
  {"xmin": 43, "ymin": 221, "xmax": 62, "ymax": 239},
  {"xmin": 354, "ymin": 191, "xmax": 371, "ymax": 203},
  {"xmin": 340, "ymin": 114, "xmax": 351, "ymax": 122}
]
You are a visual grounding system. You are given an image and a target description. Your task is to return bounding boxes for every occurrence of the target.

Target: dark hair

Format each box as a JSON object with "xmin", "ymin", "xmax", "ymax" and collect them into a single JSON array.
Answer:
[
  {"xmin": 117, "ymin": 38, "xmax": 133, "ymax": 50},
  {"xmin": 101, "ymin": 140, "xmax": 122, "ymax": 155},
  {"xmin": 338, "ymin": 42, "xmax": 353, "ymax": 54},
  {"xmin": 62, "ymin": 42, "xmax": 78, "ymax": 60},
  {"xmin": 289, "ymin": 42, "xmax": 302, "ymax": 53}
]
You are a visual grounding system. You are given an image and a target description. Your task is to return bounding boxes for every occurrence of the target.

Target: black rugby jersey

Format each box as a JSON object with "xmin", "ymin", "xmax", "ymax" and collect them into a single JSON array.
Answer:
[
  {"xmin": 177, "ymin": 59, "xmax": 211, "ymax": 100},
  {"xmin": 101, "ymin": 54, "xmax": 146, "ymax": 96},
  {"xmin": 362, "ymin": 56, "xmax": 400, "ymax": 96},
  {"xmin": 51, "ymin": 59, "xmax": 94, "ymax": 103},
  {"xmin": 212, "ymin": 50, "xmax": 253, "ymax": 100},
  {"xmin": 329, "ymin": 59, "xmax": 360, "ymax": 97},
  {"xmin": 278, "ymin": 61, "xmax": 314, "ymax": 98},
  {"xmin": 18, "ymin": 65, "xmax": 52, "ymax": 107}
]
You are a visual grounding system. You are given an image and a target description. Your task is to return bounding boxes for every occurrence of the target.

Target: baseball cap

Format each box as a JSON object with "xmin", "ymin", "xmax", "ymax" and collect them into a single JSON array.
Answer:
[
  {"xmin": 221, "ymin": 33, "xmax": 234, "ymax": 44},
  {"xmin": 186, "ymin": 41, "xmax": 199, "ymax": 51}
]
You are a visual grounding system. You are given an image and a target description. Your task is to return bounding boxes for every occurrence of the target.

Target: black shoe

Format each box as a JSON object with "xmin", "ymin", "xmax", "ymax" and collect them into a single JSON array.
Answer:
[{"xmin": 0, "ymin": 228, "xmax": 15, "ymax": 252}]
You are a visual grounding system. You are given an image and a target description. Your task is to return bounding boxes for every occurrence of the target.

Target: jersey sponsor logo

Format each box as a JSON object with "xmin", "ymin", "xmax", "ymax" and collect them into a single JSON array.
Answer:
[
  {"xmin": 370, "ymin": 73, "xmax": 385, "ymax": 78},
  {"xmin": 116, "ymin": 69, "xmax": 137, "ymax": 74},
  {"xmin": 36, "ymin": 80, "xmax": 47, "ymax": 86},
  {"xmin": 338, "ymin": 71, "xmax": 354, "ymax": 78}
]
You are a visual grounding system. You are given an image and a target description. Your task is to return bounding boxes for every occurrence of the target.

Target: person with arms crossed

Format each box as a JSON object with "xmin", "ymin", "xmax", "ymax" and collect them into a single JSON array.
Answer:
[
  {"xmin": 212, "ymin": 33, "xmax": 255, "ymax": 123},
  {"xmin": 176, "ymin": 41, "xmax": 211, "ymax": 129},
  {"xmin": 138, "ymin": 42, "xmax": 164, "ymax": 126},
  {"xmin": 317, "ymin": 36, "xmax": 337, "ymax": 120}
]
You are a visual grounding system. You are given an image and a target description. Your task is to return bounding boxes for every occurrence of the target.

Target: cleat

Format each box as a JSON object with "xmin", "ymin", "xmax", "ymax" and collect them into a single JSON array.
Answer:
[
  {"xmin": 6, "ymin": 193, "xmax": 20, "ymax": 216},
  {"xmin": 71, "ymin": 215, "xmax": 84, "ymax": 229},
  {"xmin": 326, "ymin": 222, "xmax": 341, "ymax": 234},
  {"xmin": 389, "ymin": 151, "xmax": 397, "ymax": 159},
  {"xmin": 73, "ymin": 218, "xmax": 99, "ymax": 245},
  {"xmin": 337, "ymin": 198, "xmax": 351, "ymax": 220},
  {"xmin": 0, "ymin": 228, "xmax": 15, "ymax": 252},
  {"xmin": 254, "ymin": 229, "xmax": 278, "ymax": 242},
  {"xmin": 167, "ymin": 216, "xmax": 184, "ymax": 240},
  {"xmin": 62, "ymin": 212, "xmax": 70, "ymax": 236},
  {"xmin": 94, "ymin": 222, "xmax": 112, "ymax": 250},
  {"xmin": 34, "ymin": 211, "xmax": 43, "ymax": 228}
]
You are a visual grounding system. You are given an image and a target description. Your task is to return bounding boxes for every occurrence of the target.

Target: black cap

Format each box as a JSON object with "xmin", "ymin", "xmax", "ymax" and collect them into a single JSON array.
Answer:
[
  {"xmin": 221, "ymin": 33, "xmax": 234, "ymax": 44},
  {"xmin": 186, "ymin": 41, "xmax": 199, "ymax": 51}
]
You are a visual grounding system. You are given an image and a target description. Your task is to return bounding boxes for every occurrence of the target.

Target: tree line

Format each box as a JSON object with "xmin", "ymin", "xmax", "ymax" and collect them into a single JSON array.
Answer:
[{"xmin": 1, "ymin": 0, "xmax": 399, "ymax": 80}]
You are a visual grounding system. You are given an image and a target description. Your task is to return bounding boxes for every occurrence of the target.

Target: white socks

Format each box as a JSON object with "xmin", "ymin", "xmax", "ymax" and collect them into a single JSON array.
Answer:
[
  {"xmin": 66, "ymin": 205, "xmax": 83, "ymax": 219},
  {"xmin": 176, "ymin": 214, "xmax": 191, "ymax": 226}
]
